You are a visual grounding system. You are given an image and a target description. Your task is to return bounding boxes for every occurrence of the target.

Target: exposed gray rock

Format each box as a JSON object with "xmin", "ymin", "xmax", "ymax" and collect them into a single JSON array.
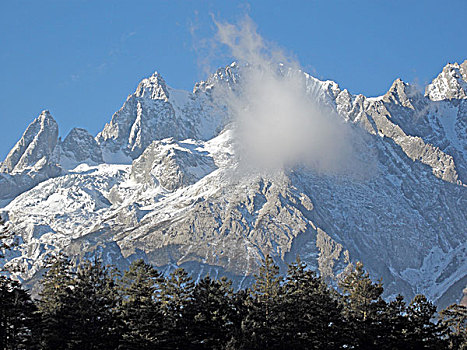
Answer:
[
  {"xmin": 0, "ymin": 110, "xmax": 61, "ymax": 201},
  {"xmin": 96, "ymin": 72, "xmax": 191, "ymax": 160},
  {"xmin": 59, "ymin": 127, "xmax": 103, "ymax": 169},
  {"xmin": 0, "ymin": 163, "xmax": 61, "ymax": 201},
  {"xmin": 96, "ymin": 70, "xmax": 230, "ymax": 163},
  {"xmin": 1, "ymin": 110, "xmax": 58, "ymax": 174},
  {"xmin": 1, "ymin": 61, "xmax": 466, "ymax": 308},
  {"xmin": 426, "ymin": 60, "xmax": 467, "ymax": 101},
  {"xmin": 130, "ymin": 139, "xmax": 217, "ymax": 191}
]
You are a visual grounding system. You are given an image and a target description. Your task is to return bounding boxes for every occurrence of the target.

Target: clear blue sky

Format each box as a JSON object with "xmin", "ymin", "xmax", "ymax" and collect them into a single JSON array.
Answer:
[{"xmin": 1, "ymin": 0, "xmax": 466, "ymax": 160}]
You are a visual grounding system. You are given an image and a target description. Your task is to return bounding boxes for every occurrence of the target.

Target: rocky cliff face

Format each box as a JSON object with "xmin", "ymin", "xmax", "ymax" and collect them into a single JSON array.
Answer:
[
  {"xmin": 426, "ymin": 60, "xmax": 467, "ymax": 101},
  {"xmin": 59, "ymin": 127, "xmax": 104, "ymax": 169},
  {"xmin": 0, "ymin": 110, "xmax": 61, "ymax": 201},
  {"xmin": 1, "ymin": 61, "xmax": 466, "ymax": 307},
  {"xmin": 96, "ymin": 71, "xmax": 228, "ymax": 162},
  {"xmin": 1, "ymin": 110, "xmax": 59, "ymax": 174}
]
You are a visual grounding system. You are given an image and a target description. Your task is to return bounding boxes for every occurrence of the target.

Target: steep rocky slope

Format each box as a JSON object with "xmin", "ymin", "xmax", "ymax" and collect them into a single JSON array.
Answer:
[{"xmin": 0, "ymin": 60, "xmax": 466, "ymax": 306}]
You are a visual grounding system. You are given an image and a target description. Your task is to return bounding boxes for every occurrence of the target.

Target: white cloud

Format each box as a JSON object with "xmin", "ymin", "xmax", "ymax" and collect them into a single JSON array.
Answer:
[{"xmin": 213, "ymin": 16, "xmax": 369, "ymax": 176}]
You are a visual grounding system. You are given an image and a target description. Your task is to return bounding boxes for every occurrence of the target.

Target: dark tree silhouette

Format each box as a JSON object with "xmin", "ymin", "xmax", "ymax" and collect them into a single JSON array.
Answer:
[
  {"xmin": 405, "ymin": 294, "xmax": 448, "ymax": 349},
  {"xmin": 0, "ymin": 246, "xmax": 460, "ymax": 350},
  {"xmin": 117, "ymin": 259, "xmax": 164, "ymax": 349},
  {"xmin": 185, "ymin": 275, "xmax": 236, "ymax": 349},
  {"xmin": 440, "ymin": 303, "xmax": 467, "ymax": 349},
  {"xmin": 38, "ymin": 253, "xmax": 75, "ymax": 350},
  {"xmin": 65, "ymin": 258, "xmax": 121, "ymax": 350},
  {"xmin": 158, "ymin": 267, "xmax": 195, "ymax": 348},
  {"xmin": 0, "ymin": 276, "xmax": 38, "ymax": 350},
  {"xmin": 241, "ymin": 254, "xmax": 284, "ymax": 349},
  {"xmin": 280, "ymin": 257, "xmax": 344, "ymax": 349},
  {"xmin": 339, "ymin": 261, "xmax": 391, "ymax": 349}
]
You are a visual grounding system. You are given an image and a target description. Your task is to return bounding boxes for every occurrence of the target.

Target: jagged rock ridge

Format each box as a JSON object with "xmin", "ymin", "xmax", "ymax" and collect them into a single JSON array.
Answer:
[{"xmin": 0, "ymin": 60, "xmax": 466, "ymax": 307}]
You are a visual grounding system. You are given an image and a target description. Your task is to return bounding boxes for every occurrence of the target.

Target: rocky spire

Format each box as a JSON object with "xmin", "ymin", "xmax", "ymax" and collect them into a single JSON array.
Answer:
[
  {"xmin": 382, "ymin": 78, "xmax": 423, "ymax": 109},
  {"xmin": 96, "ymin": 71, "xmax": 190, "ymax": 161},
  {"xmin": 134, "ymin": 71, "xmax": 170, "ymax": 101},
  {"xmin": 425, "ymin": 60, "xmax": 467, "ymax": 101},
  {"xmin": 59, "ymin": 127, "xmax": 103, "ymax": 169},
  {"xmin": 1, "ymin": 110, "xmax": 59, "ymax": 173}
]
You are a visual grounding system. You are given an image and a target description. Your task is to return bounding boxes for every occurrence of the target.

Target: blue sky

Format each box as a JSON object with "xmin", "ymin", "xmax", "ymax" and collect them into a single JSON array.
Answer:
[{"xmin": 1, "ymin": 0, "xmax": 466, "ymax": 160}]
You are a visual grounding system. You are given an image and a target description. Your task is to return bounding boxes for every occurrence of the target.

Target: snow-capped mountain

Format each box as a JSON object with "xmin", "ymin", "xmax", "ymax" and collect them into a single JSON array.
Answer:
[
  {"xmin": 0, "ymin": 60, "xmax": 466, "ymax": 307},
  {"xmin": 426, "ymin": 60, "xmax": 467, "ymax": 101},
  {"xmin": 0, "ymin": 110, "xmax": 61, "ymax": 202}
]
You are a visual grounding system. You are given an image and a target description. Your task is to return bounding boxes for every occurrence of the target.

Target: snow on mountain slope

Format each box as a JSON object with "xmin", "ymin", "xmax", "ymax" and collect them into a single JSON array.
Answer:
[
  {"xmin": 96, "ymin": 71, "xmax": 229, "ymax": 162},
  {"xmin": 426, "ymin": 60, "xmax": 467, "ymax": 101},
  {"xmin": 1, "ymin": 110, "xmax": 58, "ymax": 174},
  {"xmin": 1, "ymin": 61, "xmax": 466, "ymax": 306},
  {"xmin": 2, "ymin": 163, "xmax": 129, "ymax": 277},
  {"xmin": 59, "ymin": 128, "xmax": 104, "ymax": 170},
  {"xmin": 0, "ymin": 110, "xmax": 62, "ymax": 201},
  {"xmin": 129, "ymin": 138, "xmax": 217, "ymax": 191}
]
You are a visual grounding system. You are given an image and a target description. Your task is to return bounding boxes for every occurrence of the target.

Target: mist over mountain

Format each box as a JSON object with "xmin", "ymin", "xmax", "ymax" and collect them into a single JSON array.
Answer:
[{"xmin": 0, "ymin": 38, "xmax": 466, "ymax": 305}]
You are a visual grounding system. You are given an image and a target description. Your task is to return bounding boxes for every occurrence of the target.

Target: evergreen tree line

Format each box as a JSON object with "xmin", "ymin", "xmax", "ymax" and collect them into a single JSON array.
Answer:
[{"xmin": 0, "ymin": 253, "xmax": 466, "ymax": 350}]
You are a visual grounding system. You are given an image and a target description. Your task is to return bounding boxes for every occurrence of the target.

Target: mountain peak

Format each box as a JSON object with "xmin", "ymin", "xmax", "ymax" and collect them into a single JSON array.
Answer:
[
  {"xmin": 425, "ymin": 60, "xmax": 467, "ymax": 101},
  {"xmin": 134, "ymin": 71, "xmax": 170, "ymax": 101},
  {"xmin": 2, "ymin": 60, "xmax": 466, "ymax": 308},
  {"xmin": 39, "ymin": 109, "xmax": 53, "ymax": 118},
  {"xmin": 193, "ymin": 62, "xmax": 241, "ymax": 94},
  {"xmin": 383, "ymin": 78, "xmax": 422, "ymax": 109},
  {"xmin": 1, "ymin": 110, "xmax": 58, "ymax": 173},
  {"xmin": 59, "ymin": 127, "xmax": 103, "ymax": 169}
]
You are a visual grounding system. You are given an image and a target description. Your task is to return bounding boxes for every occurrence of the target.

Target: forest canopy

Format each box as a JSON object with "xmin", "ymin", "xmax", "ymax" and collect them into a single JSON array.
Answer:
[{"xmin": 0, "ymin": 251, "xmax": 466, "ymax": 350}]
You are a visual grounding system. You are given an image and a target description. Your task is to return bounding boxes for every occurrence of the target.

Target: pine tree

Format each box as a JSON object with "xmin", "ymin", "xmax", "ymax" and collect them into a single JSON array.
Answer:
[
  {"xmin": 184, "ymin": 275, "xmax": 235, "ymax": 349},
  {"xmin": 118, "ymin": 259, "xmax": 164, "ymax": 349},
  {"xmin": 242, "ymin": 254, "xmax": 284, "ymax": 349},
  {"xmin": 380, "ymin": 294, "xmax": 411, "ymax": 349},
  {"xmin": 281, "ymin": 257, "xmax": 344, "ymax": 349},
  {"xmin": 38, "ymin": 253, "xmax": 75, "ymax": 350},
  {"xmin": 0, "ymin": 276, "xmax": 39, "ymax": 350},
  {"xmin": 0, "ymin": 219, "xmax": 38, "ymax": 349},
  {"xmin": 158, "ymin": 267, "xmax": 195, "ymax": 348},
  {"xmin": 440, "ymin": 303, "xmax": 467, "ymax": 349},
  {"xmin": 225, "ymin": 288, "xmax": 250, "ymax": 349},
  {"xmin": 251, "ymin": 254, "xmax": 283, "ymax": 302},
  {"xmin": 405, "ymin": 294, "xmax": 448, "ymax": 349},
  {"xmin": 338, "ymin": 261, "xmax": 387, "ymax": 349},
  {"xmin": 66, "ymin": 258, "xmax": 122, "ymax": 350}
]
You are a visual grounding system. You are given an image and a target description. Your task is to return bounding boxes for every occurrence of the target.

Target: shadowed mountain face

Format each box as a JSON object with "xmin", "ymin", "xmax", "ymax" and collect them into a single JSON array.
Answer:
[{"xmin": 0, "ymin": 60, "xmax": 466, "ymax": 307}]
